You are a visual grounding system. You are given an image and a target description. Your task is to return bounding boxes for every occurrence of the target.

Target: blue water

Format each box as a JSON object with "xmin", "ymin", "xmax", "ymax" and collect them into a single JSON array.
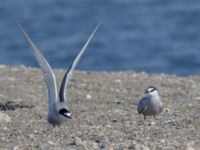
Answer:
[{"xmin": 1, "ymin": 0, "xmax": 200, "ymax": 76}]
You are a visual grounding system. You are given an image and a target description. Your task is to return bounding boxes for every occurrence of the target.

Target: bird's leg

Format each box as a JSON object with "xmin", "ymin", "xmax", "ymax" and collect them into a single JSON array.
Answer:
[
  {"xmin": 154, "ymin": 115, "xmax": 156, "ymax": 120},
  {"xmin": 143, "ymin": 115, "xmax": 146, "ymax": 120}
]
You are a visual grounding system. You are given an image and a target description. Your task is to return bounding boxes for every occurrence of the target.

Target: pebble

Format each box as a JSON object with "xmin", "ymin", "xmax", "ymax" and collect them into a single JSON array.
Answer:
[
  {"xmin": 114, "ymin": 79, "xmax": 121, "ymax": 83},
  {"xmin": 48, "ymin": 141, "xmax": 56, "ymax": 146},
  {"xmin": 160, "ymin": 139, "xmax": 165, "ymax": 144},
  {"xmin": 164, "ymin": 108, "xmax": 170, "ymax": 113},
  {"xmin": 86, "ymin": 94, "xmax": 92, "ymax": 100},
  {"xmin": 186, "ymin": 143, "xmax": 195, "ymax": 150},
  {"xmin": 13, "ymin": 146, "xmax": 20, "ymax": 150},
  {"xmin": 75, "ymin": 137, "xmax": 83, "ymax": 145},
  {"xmin": 148, "ymin": 121, "xmax": 156, "ymax": 126},
  {"xmin": 135, "ymin": 144, "xmax": 150, "ymax": 150},
  {"xmin": 0, "ymin": 112, "xmax": 11, "ymax": 123},
  {"xmin": 8, "ymin": 77, "xmax": 17, "ymax": 81},
  {"xmin": 33, "ymin": 130, "xmax": 39, "ymax": 134},
  {"xmin": 92, "ymin": 142, "xmax": 99, "ymax": 149}
]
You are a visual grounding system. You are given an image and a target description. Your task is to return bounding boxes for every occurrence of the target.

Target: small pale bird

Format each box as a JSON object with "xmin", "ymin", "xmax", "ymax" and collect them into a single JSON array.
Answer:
[
  {"xmin": 18, "ymin": 23, "xmax": 100, "ymax": 126},
  {"xmin": 137, "ymin": 86, "xmax": 163, "ymax": 120}
]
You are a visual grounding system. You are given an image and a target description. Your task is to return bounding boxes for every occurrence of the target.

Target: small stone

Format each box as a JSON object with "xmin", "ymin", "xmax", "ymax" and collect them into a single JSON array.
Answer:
[
  {"xmin": 81, "ymin": 83, "xmax": 87, "ymax": 87},
  {"xmin": 0, "ymin": 112, "xmax": 11, "ymax": 123},
  {"xmin": 107, "ymin": 144, "xmax": 114, "ymax": 150},
  {"xmin": 196, "ymin": 97, "xmax": 200, "ymax": 100},
  {"xmin": 116, "ymin": 101, "xmax": 121, "ymax": 104},
  {"xmin": 75, "ymin": 137, "xmax": 83, "ymax": 145},
  {"xmin": 111, "ymin": 119, "xmax": 117, "ymax": 123},
  {"xmin": 29, "ymin": 134, "xmax": 35, "ymax": 139},
  {"xmin": 86, "ymin": 94, "xmax": 92, "ymax": 100},
  {"xmin": 114, "ymin": 79, "xmax": 121, "ymax": 83},
  {"xmin": 164, "ymin": 108, "xmax": 170, "ymax": 113},
  {"xmin": 186, "ymin": 143, "xmax": 195, "ymax": 150},
  {"xmin": 100, "ymin": 143, "xmax": 106, "ymax": 149},
  {"xmin": 8, "ymin": 77, "xmax": 17, "ymax": 81},
  {"xmin": 148, "ymin": 121, "xmax": 155, "ymax": 126},
  {"xmin": 188, "ymin": 103, "xmax": 193, "ymax": 107},
  {"xmin": 65, "ymin": 139, "xmax": 76, "ymax": 145},
  {"xmin": 135, "ymin": 144, "xmax": 150, "ymax": 150},
  {"xmin": 160, "ymin": 139, "xmax": 165, "ymax": 143},
  {"xmin": 33, "ymin": 130, "xmax": 39, "ymax": 134},
  {"xmin": 48, "ymin": 141, "xmax": 56, "ymax": 145},
  {"xmin": 13, "ymin": 146, "xmax": 20, "ymax": 150},
  {"xmin": 128, "ymin": 145, "xmax": 135, "ymax": 149},
  {"xmin": 92, "ymin": 142, "xmax": 99, "ymax": 149},
  {"xmin": 0, "ymin": 94, "xmax": 7, "ymax": 99}
]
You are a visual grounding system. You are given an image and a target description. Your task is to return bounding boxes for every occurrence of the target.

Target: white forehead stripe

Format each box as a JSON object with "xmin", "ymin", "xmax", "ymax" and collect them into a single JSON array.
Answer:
[{"xmin": 148, "ymin": 87, "xmax": 155, "ymax": 92}]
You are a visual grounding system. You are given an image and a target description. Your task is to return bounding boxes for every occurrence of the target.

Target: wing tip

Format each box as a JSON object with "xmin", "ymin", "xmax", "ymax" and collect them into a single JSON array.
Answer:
[{"xmin": 17, "ymin": 23, "xmax": 26, "ymax": 35}]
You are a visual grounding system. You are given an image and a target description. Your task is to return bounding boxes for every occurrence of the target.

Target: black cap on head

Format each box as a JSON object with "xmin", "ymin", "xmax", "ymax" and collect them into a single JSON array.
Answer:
[
  {"xmin": 59, "ymin": 108, "xmax": 72, "ymax": 119},
  {"xmin": 145, "ymin": 86, "xmax": 158, "ymax": 94}
]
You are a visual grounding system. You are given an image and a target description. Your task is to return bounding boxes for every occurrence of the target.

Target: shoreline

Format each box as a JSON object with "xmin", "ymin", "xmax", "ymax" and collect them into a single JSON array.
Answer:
[{"xmin": 2, "ymin": 64, "xmax": 197, "ymax": 78}]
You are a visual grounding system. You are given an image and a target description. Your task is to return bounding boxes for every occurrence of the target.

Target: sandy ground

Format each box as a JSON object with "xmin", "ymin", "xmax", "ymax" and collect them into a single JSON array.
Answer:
[{"xmin": 0, "ymin": 65, "xmax": 199, "ymax": 150}]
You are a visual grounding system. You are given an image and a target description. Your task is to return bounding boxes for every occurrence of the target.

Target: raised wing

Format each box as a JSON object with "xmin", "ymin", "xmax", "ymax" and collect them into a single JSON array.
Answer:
[
  {"xmin": 18, "ymin": 24, "xmax": 58, "ymax": 109},
  {"xmin": 59, "ymin": 23, "xmax": 101, "ymax": 102}
]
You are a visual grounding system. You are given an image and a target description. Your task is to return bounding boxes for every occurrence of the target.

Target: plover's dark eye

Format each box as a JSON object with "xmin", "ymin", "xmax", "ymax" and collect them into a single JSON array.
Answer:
[{"xmin": 59, "ymin": 108, "xmax": 71, "ymax": 118}]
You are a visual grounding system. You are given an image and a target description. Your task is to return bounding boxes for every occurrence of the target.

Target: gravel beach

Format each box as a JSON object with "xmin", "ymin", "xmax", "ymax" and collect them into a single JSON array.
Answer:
[{"xmin": 0, "ymin": 65, "xmax": 199, "ymax": 150}]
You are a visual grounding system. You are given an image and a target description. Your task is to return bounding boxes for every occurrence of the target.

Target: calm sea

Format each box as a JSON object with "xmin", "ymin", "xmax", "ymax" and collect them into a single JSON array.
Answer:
[{"xmin": 1, "ymin": 0, "xmax": 200, "ymax": 76}]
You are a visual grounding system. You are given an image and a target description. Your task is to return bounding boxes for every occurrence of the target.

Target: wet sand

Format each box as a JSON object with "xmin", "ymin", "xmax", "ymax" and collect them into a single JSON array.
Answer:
[{"xmin": 0, "ymin": 65, "xmax": 199, "ymax": 149}]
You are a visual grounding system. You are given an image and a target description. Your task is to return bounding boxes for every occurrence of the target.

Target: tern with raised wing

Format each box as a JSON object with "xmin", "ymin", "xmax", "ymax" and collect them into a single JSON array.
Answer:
[{"xmin": 18, "ymin": 23, "xmax": 100, "ymax": 125}]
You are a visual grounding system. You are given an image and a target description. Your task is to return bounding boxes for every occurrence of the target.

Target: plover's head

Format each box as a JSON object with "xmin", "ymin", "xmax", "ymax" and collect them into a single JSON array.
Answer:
[
  {"xmin": 59, "ymin": 108, "xmax": 72, "ymax": 119},
  {"xmin": 145, "ymin": 86, "xmax": 158, "ymax": 95}
]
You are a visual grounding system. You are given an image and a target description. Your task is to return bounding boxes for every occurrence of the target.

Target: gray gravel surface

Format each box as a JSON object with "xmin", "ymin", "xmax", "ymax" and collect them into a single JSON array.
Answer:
[{"xmin": 0, "ymin": 65, "xmax": 199, "ymax": 150}]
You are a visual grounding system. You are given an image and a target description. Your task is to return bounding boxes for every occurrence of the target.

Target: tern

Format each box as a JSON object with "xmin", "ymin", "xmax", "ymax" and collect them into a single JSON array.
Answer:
[
  {"xmin": 18, "ymin": 23, "xmax": 100, "ymax": 125},
  {"xmin": 137, "ymin": 86, "xmax": 163, "ymax": 120}
]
